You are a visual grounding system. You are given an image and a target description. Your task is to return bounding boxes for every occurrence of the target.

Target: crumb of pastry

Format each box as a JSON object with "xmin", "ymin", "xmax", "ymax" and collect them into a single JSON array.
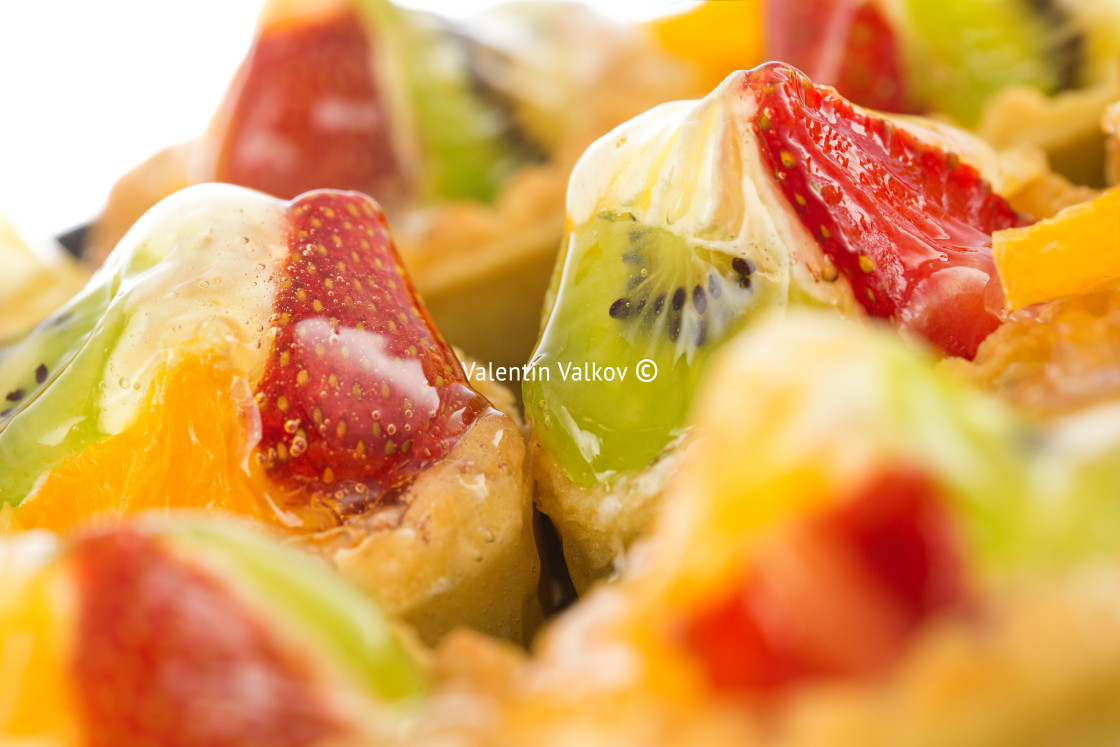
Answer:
[{"xmin": 941, "ymin": 291, "xmax": 1120, "ymax": 416}]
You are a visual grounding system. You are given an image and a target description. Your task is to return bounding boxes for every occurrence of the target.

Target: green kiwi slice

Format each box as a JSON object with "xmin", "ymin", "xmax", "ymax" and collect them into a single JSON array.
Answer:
[
  {"xmin": 523, "ymin": 211, "xmax": 786, "ymax": 487},
  {"xmin": 0, "ymin": 278, "xmax": 129, "ymax": 505},
  {"xmin": 0, "ymin": 185, "xmax": 287, "ymax": 508},
  {"xmin": 355, "ymin": 0, "xmax": 538, "ymax": 204},
  {"xmin": 898, "ymin": 0, "xmax": 1084, "ymax": 126}
]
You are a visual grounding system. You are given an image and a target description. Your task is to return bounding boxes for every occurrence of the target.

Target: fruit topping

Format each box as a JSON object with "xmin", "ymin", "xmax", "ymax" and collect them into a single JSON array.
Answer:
[
  {"xmin": 683, "ymin": 466, "xmax": 965, "ymax": 695},
  {"xmin": 526, "ymin": 209, "xmax": 783, "ymax": 487},
  {"xmin": 897, "ymin": 0, "xmax": 1082, "ymax": 126},
  {"xmin": 764, "ymin": 0, "xmax": 916, "ymax": 113},
  {"xmin": 528, "ymin": 62, "xmax": 1026, "ymax": 490},
  {"xmin": 0, "ymin": 518, "xmax": 425, "ymax": 743},
  {"xmin": 747, "ymin": 62, "xmax": 1027, "ymax": 358},
  {"xmin": 210, "ymin": 0, "xmax": 540, "ymax": 207},
  {"xmin": 256, "ymin": 190, "xmax": 488, "ymax": 514},
  {"xmin": 214, "ymin": 5, "xmax": 399, "ymax": 202},
  {"xmin": 994, "ymin": 185, "xmax": 1120, "ymax": 311},
  {"xmin": 2, "ymin": 185, "xmax": 488, "ymax": 531},
  {"xmin": 649, "ymin": 0, "xmax": 764, "ymax": 93},
  {"xmin": 71, "ymin": 529, "xmax": 345, "ymax": 747}
]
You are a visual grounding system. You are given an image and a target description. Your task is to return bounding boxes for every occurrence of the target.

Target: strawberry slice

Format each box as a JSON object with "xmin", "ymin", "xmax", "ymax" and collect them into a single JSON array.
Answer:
[
  {"xmin": 764, "ymin": 0, "xmax": 917, "ymax": 114},
  {"xmin": 256, "ymin": 190, "xmax": 487, "ymax": 514},
  {"xmin": 746, "ymin": 62, "xmax": 1026, "ymax": 358},
  {"xmin": 682, "ymin": 467, "xmax": 966, "ymax": 695},
  {"xmin": 214, "ymin": 6, "xmax": 401, "ymax": 201},
  {"xmin": 71, "ymin": 529, "xmax": 343, "ymax": 747}
]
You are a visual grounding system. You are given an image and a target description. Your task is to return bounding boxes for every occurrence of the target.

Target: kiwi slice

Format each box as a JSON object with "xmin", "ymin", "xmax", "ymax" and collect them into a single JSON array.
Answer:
[
  {"xmin": 0, "ymin": 279, "xmax": 129, "ymax": 505},
  {"xmin": 0, "ymin": 219, "xmax": 186, "ymax": 505},
  {"xmin": 898, "ymin": 0, "xmax": 1084, "ymax": 126},
  {"xmin": 523, "ymin": 212, "xmax": 786, "ymax": 487},
  {"xmin": 355, "ymin": 0, "xmax": 537, "ymax": 204}
]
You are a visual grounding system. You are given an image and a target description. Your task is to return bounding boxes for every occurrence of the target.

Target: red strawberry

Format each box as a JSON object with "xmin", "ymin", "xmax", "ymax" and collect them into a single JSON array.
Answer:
[
  {"xmin": 71, "ymin": 530, "xmax": 342, "ymax": 747},
  {"xmin": 255, "ymin": 190, "xmax": 487, "ymax": 514},
  {"xmin": 746, "ymin": 62, "xmax": 1027, "ymax": 359},
  {"xmin": 682, "ymin": 466, "xmax": 965, "ymax": 695},
  {"xmin": 764, "ymin": 0, "xmax": 917, "ymax": 113},
  {"xmin": 214, "ymin": 6, "xmax": 401, "ymax": 201}
]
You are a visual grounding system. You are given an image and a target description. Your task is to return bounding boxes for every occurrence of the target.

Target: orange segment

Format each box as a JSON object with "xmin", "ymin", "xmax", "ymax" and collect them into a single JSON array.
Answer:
[
  {"xmin": 0, "ymin": 555, "xmax": 77, "ymax": 743},
  {"xmin": 13, "ymin": 357, "xmax": 298, "ymax": 534},
  {"xmin": 995, "ymin": 186, "xmax": 1120, "ymax": 310},
  {"xmin": 648, "ymin": 1, "xmax": 764, "ymax": 93}
]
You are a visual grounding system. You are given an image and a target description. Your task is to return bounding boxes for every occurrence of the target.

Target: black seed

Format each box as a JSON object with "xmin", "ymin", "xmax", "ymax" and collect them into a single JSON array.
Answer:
[
  {"xmin": 738, "ymin": 274, "xmax": 753, "ymax": 291},
  {"xmin": 0, "ymin": 409, "xmax": 10, "ymax": 418},
  {"xmin": 694, "ymin": 322, "xmax": 707, "ymax": 347},
  {"xmin": 652, "ymin": 294, "xmax": 666, "ymax": 315},
  {"xmin": 708, "ymin": 273, "xmax": 721, "ymax": 299},
  {"xmin": 35, "ymin": 364, "xmax": 48, "ymax": 384},
  {"xmin": 608, "ymin": 298, "xmax": 631, "ymax": 319},
  {"xmin": 671, "ymin": 287, "xmax": 686, "ymax": 312},
  {"xmin": 634, "ymin": 297, "xmax": 647, "ymax": 315},
  {"xmin": 732, "ymin": 257, "xmax": 756, "ymax": 278},
  {"xmin": 692, "ymin": 285, "xmax": 707, "ymax": 314},
  {"xmin": 668, "ymin": 315, "xmax": 682, "ymax": 342},
  {"xmin": 5, "ymin": 389, "xmax": 24, "ymax": 402}
]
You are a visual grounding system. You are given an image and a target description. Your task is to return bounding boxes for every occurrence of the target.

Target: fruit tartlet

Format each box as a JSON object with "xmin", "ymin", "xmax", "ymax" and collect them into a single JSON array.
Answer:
[
  {"xmin": 441, "ymin": 312, "xmax": 1120, "ymax": 746},
  {"xmin": 0, "ymin": 184, "xmax": 540, "ymax": 644},
  {"xmin": 82, "ymin": 0, "xmax": 703, "ymax": 369},
  {"xmin": 660, "ymin": 0, "xmax": 1120, "ymax": 186},
  {"xmin": 525, "ymin": 61, "xmax": 1044, "ymax": 590},
  {"xmin": 0, "ymin": 517, "xmax": 426, "ymax": 746},
  {"xmin": 0, "ymin": 215, "xmax": 87, "ymax": 343}
]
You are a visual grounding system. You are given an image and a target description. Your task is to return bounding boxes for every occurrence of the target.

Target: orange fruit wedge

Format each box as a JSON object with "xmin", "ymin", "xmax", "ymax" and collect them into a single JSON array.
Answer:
[
  {"xmin": 0, "ymin": 544, "xmax": 76, "ymax": 743},
  {"xmin": 995, "ymin": 186, "xmax": 1120, "ymax": 310},
  {"xmin": 648, "ymin": 0, "xmax": 764, "ymax": 93},
  {"xmin": 11, "ymin": 356, "xmax": 293, "ymax": 535}
]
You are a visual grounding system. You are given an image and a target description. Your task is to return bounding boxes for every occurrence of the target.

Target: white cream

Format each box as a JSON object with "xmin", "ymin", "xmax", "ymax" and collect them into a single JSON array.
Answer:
[{"xmin": 96, "ymin": 184, "xmax": 288, "ymax": 435}]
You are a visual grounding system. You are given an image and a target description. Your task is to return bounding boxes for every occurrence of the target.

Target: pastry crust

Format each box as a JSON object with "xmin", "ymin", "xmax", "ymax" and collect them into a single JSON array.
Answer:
[
  {"xmin": 941, "ymin": 291, "xmax": 1120, "ymax": 417},
  {"xmin": 529, "ymin": 435, "xmax": 691, "ymax": 594},
  {"xmin": 295, "ymin": 408, "xmax": 542, "ymax": 645},
  {"xmin": 1005, "ymin": 171, "xmax": 1100, "ymax": 220},
  {"xmin": 974, "ymin": 72, "xmax": 1120, "ymax": 186}
]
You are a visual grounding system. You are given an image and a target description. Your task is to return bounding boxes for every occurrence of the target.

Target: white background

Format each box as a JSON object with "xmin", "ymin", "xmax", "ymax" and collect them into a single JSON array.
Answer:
[{"xmin": 0, "ymin": 0, "xmax": 692, "ymax": 243}]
